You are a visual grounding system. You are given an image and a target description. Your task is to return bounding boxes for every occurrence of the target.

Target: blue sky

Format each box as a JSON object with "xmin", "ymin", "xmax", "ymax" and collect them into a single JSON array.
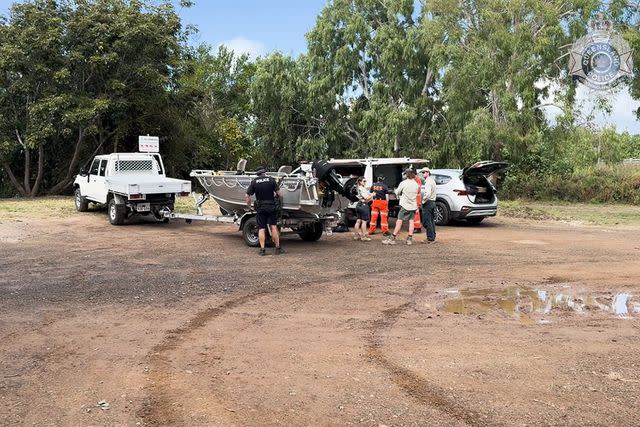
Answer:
[
  {"xmin": 0, "ymin": 0, "xmax": 326, "ymax": 57},
  {"xmin": 1, "ymin": 0, "xmax": 638, "ymax": 134},
  {"xmin": 177, "ymin": 0, "xmax": 326, "ymax": 57}
]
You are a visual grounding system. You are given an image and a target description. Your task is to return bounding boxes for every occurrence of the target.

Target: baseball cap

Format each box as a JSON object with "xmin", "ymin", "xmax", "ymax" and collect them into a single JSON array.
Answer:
[
  {"xmin": 256, "ymin": 165, "xmax": 268, "ymax": 174},
  {"xmin": 417, "ymin": 167, "xmax": 431, "ymax": 173}
]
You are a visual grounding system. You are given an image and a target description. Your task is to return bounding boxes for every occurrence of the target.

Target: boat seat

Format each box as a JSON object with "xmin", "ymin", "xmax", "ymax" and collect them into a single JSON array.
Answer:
[
  {"xmin": 236, "ymin": 159, "xmax": 247, "ymax": 175},
  {"xmin": 277, "ymin": 165, "xmax": 293, "ymax": 175}
]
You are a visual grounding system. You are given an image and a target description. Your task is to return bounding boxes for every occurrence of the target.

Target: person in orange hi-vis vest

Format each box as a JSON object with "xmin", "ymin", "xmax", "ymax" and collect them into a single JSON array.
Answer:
[
  {"xmin": 368, "ymin": 176, "xmax": 390, "ymax": 236},
  {"xmin": 413, "ymin": 174, "xmax": 423, "ymax": 231}
]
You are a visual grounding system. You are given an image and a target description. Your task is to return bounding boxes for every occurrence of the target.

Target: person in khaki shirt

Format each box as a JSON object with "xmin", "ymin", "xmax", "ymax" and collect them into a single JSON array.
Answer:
[
  {"xmin": 383, "ymin": 169, "xmax": 420, "ymax": 245},
  {"xmin": 418, "ymin": 167, "xmax": 437, "ymax": 243}
]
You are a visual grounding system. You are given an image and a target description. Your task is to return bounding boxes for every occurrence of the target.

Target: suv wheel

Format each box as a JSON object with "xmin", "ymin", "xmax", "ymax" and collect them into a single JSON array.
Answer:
[{"xmin": 434, "ymin": 201, "xmax": 450, "ymax": 226}]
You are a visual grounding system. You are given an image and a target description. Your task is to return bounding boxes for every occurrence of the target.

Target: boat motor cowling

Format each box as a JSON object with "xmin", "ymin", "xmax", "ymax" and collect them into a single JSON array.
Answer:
[{"xmin": 312, "ymin": 160, "xmax": 359, "ymax": 202}]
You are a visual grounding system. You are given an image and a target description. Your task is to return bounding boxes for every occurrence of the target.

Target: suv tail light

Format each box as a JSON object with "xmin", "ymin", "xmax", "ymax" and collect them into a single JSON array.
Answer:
[
  {"xmin": 129, "ymin": 193, "xmax": 145, "ymax": 200},
  {"xmin": 178, "ymin": 191, "xmax": 190, "ymax": 197},
  {"xmin": 453, "ymin": 189, "xmax": 469, "ymax": 196}
]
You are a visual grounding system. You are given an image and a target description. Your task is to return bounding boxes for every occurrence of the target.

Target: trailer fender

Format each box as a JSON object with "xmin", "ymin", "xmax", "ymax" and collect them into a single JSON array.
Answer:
[{"xmin": 237, "ymin": 212, "xmax": 256, "ymax": 231}]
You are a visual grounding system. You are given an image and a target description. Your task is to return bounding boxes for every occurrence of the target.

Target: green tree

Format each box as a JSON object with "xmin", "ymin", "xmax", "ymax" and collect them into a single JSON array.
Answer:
[
  {"xmin": 0, "ymin": 0, "xmax": 68, "ymax": 197},
  {"xmin": 250, "ymin": 52, "xmax": 318, "ymax": 166},
  {"xmin": 423, "ymin": 0, "xmax": 599, "ymax": 167},
  {"xmin": 177, "ymin": 45, "xmax": 255, "ymax": 170},
  {"xmin": 306, "ymin": 0, "xmax": 439, "ymax": 157},
  {"xmin": 0, "ymin": 0, "xmax": 188, "ymax": 196}
]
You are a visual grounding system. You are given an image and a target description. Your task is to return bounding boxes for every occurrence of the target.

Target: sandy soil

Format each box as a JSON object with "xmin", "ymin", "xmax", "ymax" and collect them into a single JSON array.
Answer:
[{"xmin": 1, "ymin": 206, "xmax": 639, "ymax": 426}]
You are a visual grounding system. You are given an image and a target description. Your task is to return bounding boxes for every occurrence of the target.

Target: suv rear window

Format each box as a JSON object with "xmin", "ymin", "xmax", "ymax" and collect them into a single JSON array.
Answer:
[{"xmin": 434, "ymin": 174, "xmax": 452, "ymax": 185}]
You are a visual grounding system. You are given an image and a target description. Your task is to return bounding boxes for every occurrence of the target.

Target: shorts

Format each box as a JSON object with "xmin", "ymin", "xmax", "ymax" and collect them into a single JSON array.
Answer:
[
  {"xmin": 256, "ymin": 205, "xmax": 277, "ymax": 229},
  {"xmin": 397, "ymin": 207, "xmax": 416, "ymax": 222},
  {"xmin": 355, "ymin": 202, "xmax": 371, "ymax": 221}
]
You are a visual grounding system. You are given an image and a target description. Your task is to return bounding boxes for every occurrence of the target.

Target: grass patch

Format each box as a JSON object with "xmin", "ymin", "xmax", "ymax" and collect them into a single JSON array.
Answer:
[
  {"xmin": 501, "ymin": 199, "xmax": 640, "ymax": 226},
  {"xmin": 174, "ymin": 194, "xmax": 221, "ymax": 215},
  {"xmin": 4, "ymin": 196, "xmax": 635, "ymax": 227},
  {"xmin": 0, "ymin": 194, "xmax": 220, "ymax": 220},
  {"xmin": 0, "ymin": 196, "xmax": 76, "ymax": 220}
]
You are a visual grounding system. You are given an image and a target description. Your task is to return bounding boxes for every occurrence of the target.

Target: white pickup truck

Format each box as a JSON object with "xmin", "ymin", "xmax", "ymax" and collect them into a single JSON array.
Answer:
[{"xmin": 73, "ymin": 152, "xmax": 191, "ymax": 225}]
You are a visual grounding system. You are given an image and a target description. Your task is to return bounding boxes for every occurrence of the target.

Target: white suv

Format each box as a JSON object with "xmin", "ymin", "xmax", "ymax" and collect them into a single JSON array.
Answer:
[{"xmin": 431, "ymin": 161, "xmax": 508, "ymax": 225}]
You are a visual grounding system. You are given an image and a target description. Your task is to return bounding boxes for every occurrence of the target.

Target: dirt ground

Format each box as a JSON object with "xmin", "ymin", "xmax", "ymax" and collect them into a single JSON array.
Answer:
[{"xmin": 1, "ymin": 203, "xmax": 639, "ymax": 426}]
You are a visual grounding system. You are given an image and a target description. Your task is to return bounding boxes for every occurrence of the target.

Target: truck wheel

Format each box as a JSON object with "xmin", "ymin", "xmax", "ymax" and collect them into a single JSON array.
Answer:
[
  {"xmin": 74, "ymin": 188, "xmax": 89, "ymax": 212},
  {"xmin": 298, "ymin": 222, "xmax": 323, "ymax": 242},
  {"xmin": 242, "ymin": 216, "xmax": 260, "ymax": 247},
  {"xmin": 108, "ymin": 199, "xmax": 126, "ymax": 225},
  {"xmin": 434, "ymin": 201, "xmax": 450, "ymax": 226}
]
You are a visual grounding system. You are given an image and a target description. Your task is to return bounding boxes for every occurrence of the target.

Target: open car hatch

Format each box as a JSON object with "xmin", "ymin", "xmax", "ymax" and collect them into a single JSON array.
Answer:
[{"xmin": 462, "ymin": 161, "xmax": 509, "ymax": 177}]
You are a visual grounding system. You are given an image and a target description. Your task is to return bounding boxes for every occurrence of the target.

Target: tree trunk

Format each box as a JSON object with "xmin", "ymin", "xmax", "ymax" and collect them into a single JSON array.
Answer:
[
  {"xmin": 421, "ymin": 68, "xmax": 434, "ymax": 97},
  {"xmin": 2, "ymin": 162, "xmax": 28, "ymax": 197},
  {"xmin": 48, "ymin": 128, "xmax": 86, "ymax": 194},
  {"xmin": 30, "ymin": 144, "xmax": 45, "ymax": 197},
  {"xmin": 488, "ymin": 90, "xmax": 504, "ymax": 161},
  {"xmin": 24, "ymin": 147, "xmax": 31, "ymax": 195}
]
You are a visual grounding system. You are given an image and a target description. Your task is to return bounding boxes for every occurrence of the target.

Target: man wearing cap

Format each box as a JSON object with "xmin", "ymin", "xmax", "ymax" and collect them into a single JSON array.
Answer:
[
  {"xmin": 383, "ymin": 169, "xmax": 420, "ymax": 245},
  {"xmin": 419, "ymin": 167, "xmax": 437, "ymax": 243},
  {"xmin": 245, "ymin": 165, "xmax": 283, "ymax": 256}
]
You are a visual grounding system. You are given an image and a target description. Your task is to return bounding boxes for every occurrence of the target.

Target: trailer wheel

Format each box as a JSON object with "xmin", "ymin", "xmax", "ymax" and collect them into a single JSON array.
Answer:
[
  {"xmin": 108, "ymin": 199, "xmax": 126, "ymax": 225},
  {"xmin": 242, "ymin": 216, "xmax": 260, "ymax": 247},
  {"xmin": 74, "ymin": 188, "xmax": 89, "ymax": 212},
  {"xmin": 298, "ymin": 222, "xmax": 323, "ymax": 242}
]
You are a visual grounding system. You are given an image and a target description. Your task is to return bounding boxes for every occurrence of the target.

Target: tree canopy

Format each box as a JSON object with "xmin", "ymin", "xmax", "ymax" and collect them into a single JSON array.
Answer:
[{"xmin": 1, "ymin": 0, "xmax": 639, "ymax": 200}]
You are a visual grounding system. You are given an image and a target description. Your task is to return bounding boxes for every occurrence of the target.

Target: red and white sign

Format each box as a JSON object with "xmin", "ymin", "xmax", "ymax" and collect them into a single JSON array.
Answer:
[{"xmin": 138, "ymin": 135, "xmax": 159, "ymax": 152}]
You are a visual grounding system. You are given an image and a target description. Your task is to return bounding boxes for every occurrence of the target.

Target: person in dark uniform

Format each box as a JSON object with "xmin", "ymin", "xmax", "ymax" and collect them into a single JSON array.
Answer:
[{"xmin": 245, "ymin": 165, "xmax": 283, "ymax": 256}]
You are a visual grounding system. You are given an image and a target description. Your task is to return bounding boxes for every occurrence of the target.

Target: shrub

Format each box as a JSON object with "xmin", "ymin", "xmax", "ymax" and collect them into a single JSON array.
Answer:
[{"xmin": 501, "ymin": 164, "xmax": 640, "ymax": 204}]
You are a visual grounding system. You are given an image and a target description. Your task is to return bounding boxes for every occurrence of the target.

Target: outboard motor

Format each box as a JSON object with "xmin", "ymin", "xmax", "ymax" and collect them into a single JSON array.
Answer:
[{"xmin": 312, "ymin": 160, "xmax": 358, "ymax": 202}]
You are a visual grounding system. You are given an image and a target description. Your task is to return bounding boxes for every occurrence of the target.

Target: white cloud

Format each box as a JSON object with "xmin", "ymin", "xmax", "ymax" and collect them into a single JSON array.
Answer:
[{"xmin": 217, "ymin": 37, "xmax": 265, "ymax": 59}]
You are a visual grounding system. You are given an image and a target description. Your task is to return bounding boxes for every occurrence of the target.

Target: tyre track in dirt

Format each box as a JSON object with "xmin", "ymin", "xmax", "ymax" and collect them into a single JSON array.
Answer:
[
  {"xmin": 365, "ymin": 285, "xmax": 496, "ymax": 427},
  {"xmin": 138, "ymin": 272, "xmax": 365, "ymax": 426},
  {"xmin": 140, "ymin": 268, "xmax": 495, "ymax": 426},
  {"xmin": 138, "ymin": 287, "xmax": 280, "ymax": 425}
]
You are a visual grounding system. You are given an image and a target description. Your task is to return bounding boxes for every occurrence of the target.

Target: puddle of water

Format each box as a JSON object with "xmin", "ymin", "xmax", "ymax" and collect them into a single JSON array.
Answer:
[
  {"xmin": 613, "ymin": 293, "xmax": 631, "ymax": 316},
  {"xmin": 441, "ymin": 287, "xmax": 636, "ymax": 320}
]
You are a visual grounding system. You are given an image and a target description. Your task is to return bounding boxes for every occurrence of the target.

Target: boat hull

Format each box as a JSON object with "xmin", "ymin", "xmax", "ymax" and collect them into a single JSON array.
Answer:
[{"xmin": 191, "ymin": 171, "xmax": 347, "ymax": 218}]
